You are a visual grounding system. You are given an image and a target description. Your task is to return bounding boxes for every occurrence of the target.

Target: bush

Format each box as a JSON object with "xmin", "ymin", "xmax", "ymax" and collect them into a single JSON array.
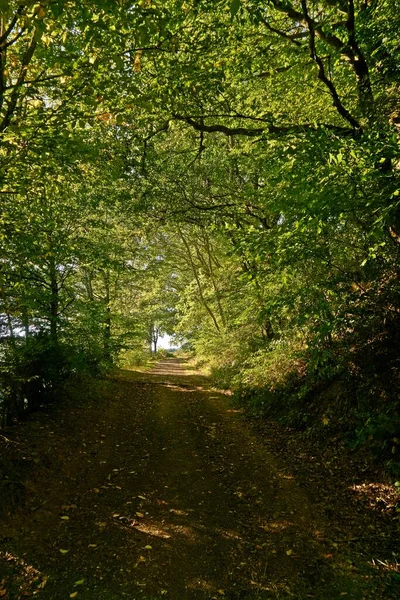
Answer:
[
  {"xmin": 118, "ymin": 347, "xmax": 153, "ymax": 368},
  {"xmin": 0, "ymin": 333, "xmax": 109, "ymax": 427}
]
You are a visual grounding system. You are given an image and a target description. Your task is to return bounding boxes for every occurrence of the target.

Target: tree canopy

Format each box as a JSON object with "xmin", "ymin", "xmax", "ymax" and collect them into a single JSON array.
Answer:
[{"xmin": 0, "ymin": 0, "xmax": 399, "ymax": 465}]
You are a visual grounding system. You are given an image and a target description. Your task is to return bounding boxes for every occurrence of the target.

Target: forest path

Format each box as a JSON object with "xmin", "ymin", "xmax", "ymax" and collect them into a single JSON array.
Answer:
[{"xmin": 0, "ymin": 359, "xmax": 396, "ymax": 599}]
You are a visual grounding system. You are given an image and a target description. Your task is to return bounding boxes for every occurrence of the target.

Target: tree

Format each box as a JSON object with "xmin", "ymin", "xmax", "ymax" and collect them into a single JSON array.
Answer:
[{"xmin": 0, "ymin": 0, "xmax": 399, "ymax": 451}]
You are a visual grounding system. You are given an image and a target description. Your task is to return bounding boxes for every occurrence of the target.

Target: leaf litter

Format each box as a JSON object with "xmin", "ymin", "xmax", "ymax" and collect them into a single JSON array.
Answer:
[{"xmin": 0, "ymin": 360, "xmax": 398, "ymax": 598}]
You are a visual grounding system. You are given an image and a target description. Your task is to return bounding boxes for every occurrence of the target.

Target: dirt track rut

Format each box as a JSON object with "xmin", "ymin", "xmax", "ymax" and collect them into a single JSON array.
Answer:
[{"xmin": 0, "ymin": 359, "xmax": 392, "ymax": 599}]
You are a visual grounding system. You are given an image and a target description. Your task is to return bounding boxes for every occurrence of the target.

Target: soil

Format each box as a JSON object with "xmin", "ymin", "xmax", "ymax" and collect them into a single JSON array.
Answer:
[{"xmin": 0, "ymin": 358, "xmax": 399, "ymax": 599}]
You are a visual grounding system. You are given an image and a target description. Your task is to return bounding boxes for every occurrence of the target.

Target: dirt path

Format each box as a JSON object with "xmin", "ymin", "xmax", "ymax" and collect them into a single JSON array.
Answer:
[{"xmin": 0, "ymin": 359, "xmax": 398, "ymax": 599}]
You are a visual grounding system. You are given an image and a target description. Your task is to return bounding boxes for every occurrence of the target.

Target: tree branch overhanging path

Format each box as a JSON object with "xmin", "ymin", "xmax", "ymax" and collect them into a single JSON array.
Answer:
[{"xmin": 172, "ymin": 113, "xmax": 356, "ymax": 138}]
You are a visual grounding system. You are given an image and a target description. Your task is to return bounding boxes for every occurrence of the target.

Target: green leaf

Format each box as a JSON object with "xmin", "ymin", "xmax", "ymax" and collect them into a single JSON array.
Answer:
[{"xmin": 230, "ymin": 0, "xmax": 241, "ymax": 18}]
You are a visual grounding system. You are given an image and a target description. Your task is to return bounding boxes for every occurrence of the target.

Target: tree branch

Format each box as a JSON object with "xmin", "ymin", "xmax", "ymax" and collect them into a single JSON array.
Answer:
[
  {"xmin": 0, "ymin": 4, "xmax": 25, "ymax": 46},
  {"xmin": 301, "ymin": 0, "xmax": 360, "ymax": 130},
  {"xmin": 270, "ymin": 0, "xmax": 345, "ymax": 51},
  {"xmin": 0, "ymin": 30, "xmax": 39, "ymax": 132},
  {"xmin": 345, "ymin": 0, "xmax": 374, "ymax": 117},
  {"xmin": 173, "ymin": 114, "xmax": 355, "ymax": 137},
  {"xmin": 178, "ymin": 227, "xmax": 221, "ymax": 333},
  {"xmin": 264, "ymin": 0, "xmax": 373, "ymax": 122},
  {"xmin": 261, "ymin": 19, "xmax": 303, "ymax": 48},
  {"xmin": 3, "ymin": 23, "xmax": 28, "ymax": 50},
  {"xmin": 5, "ymin": 73, "xmax": 63, "ymax": 90}
]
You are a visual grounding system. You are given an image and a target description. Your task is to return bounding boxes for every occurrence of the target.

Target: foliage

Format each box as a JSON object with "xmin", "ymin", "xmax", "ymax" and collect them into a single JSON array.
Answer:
[
  {"xmin": 118, "ymin": 347, "xmax": 153, "ymax": 369},
  {"xmin": 0, "ymin": 0, "xmax": 399, "ymax": 470},
  {"xmin": 0, "ymin": 332, "xmax": 106, "ymax": 426}
]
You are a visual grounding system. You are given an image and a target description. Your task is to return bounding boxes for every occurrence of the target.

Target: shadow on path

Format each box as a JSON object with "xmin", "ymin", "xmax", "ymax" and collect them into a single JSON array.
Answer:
[{"xmin": 0, "ymin": 358, "xmax": 392, "ymax": 599}]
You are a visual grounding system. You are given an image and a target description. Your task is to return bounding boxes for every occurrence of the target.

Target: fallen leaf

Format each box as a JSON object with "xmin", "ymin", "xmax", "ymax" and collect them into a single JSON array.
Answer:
[
  {"xmin": 144, "ymin": 545, "xmax": 152, "ymax": 550},
  {"xmin": 59, "ymin": 549, "xmax": 69, "ymax": 554},
  {"xmin": 70, "ymin": 593, "xmax": 78, "ymax": 598},
  {"xmin": 74, "ymin": 580, "xmax": 85, "ymax": 586},
  {"xmin": 136, "ymin": 512, "xmax": 144, "ymax": 518},
  {"xmin": 60, "ymin": 516, "xmax": 69, "ymax": 520},
  {"xmin": 112, "ymin": 513, "xmax": 120, "ymax": 518},
  {"xmin": 88, "ymin": 544, "xmax": 97, "ymax": 548},
  {"xmin": 286, "ymin": 549, "xmax": 293, "ymax": 556},
  {"xmin": 0, "ymin": 590, "xmax": 7, "ymax": 598},
  {"xmin": 138, "ymin": 495, "xmax": 146, "ymax": 500}
]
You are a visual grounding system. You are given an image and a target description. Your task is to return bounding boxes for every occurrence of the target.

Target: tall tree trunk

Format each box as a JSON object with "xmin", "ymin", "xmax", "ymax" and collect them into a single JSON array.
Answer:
[
  {"xmin": 48, "ymin": 251, "xmax": 59, "ymax": 346},
  {"xmin": 83, "ymin": 267, "xmax": 94, "ymax": 301},
  {"xmin": 22, "ymin": 311, "xmax": 29, "ymax": 341},
  {"xmin": 152, "ymin": 325, "xmax": 159, "ymax": 353},
  {"xmin": 103, "ymin": 270, "xmax": 111, "ymax": 361},
  {"xmin": 202, "ymin": 232, "xmax": 227, "ymax": 328},
  {"xmin": 178, "ymin": 228, "xmax": 221, "ymax": 333}
]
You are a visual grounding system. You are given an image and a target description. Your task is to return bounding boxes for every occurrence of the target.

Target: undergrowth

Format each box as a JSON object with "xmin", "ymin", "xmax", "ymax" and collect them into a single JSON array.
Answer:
[{"xmin": 198, "ymin": 319, "xmax": 400, "ymax": 477}]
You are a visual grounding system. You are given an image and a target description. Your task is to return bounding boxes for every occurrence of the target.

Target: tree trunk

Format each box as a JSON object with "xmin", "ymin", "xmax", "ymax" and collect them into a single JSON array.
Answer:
[
  {"xmin": 48, "ymin": 251, "xmax": 59, "ymax": 346},
  {"xmin": 151, "ymin": 324, "xmax": 159, "ymax": 354},
  {"xmin": 103, "ymin": 270, "xmax": 112, "ymax": 361},
  {"xmin": 178, "ymin": 228, "xmax": 221, "ymax": 333}
]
